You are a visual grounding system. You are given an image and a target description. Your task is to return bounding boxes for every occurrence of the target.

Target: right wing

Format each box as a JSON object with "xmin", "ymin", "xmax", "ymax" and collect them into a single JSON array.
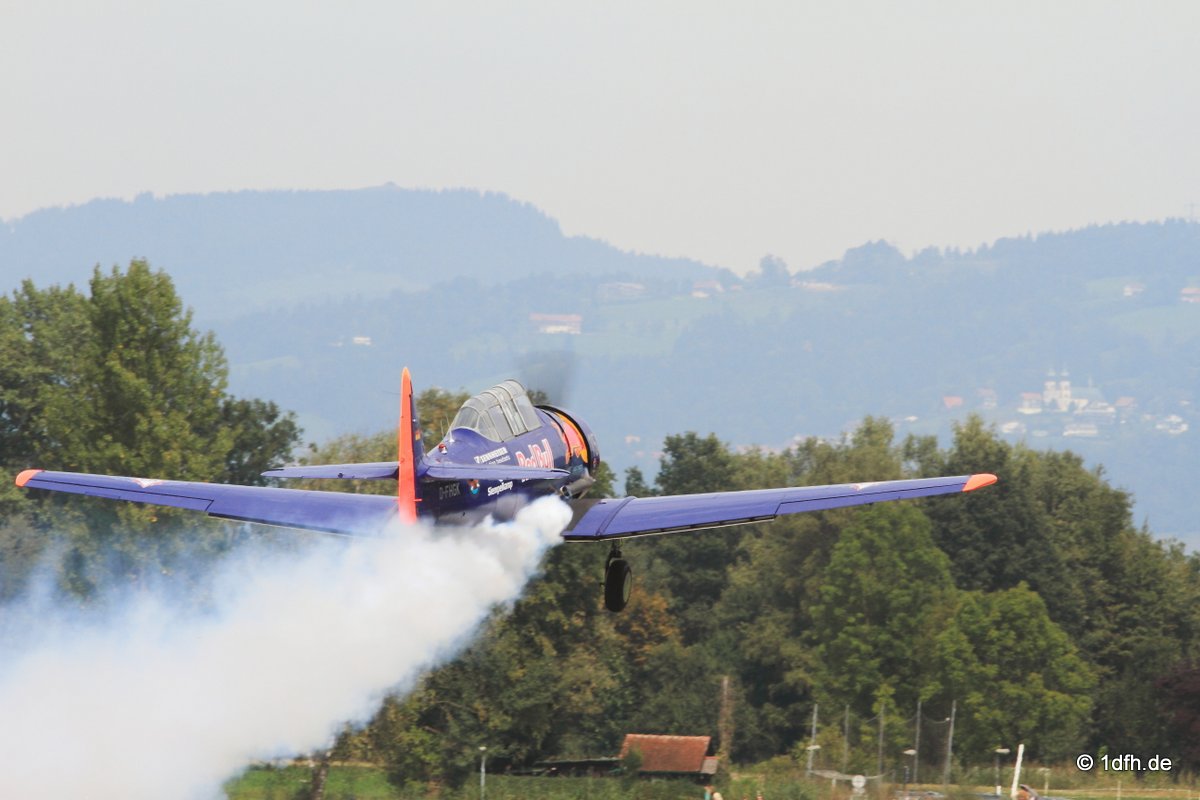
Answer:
[{"xmin": 564, "ymin": 473, "xmax": 996, "ymax": 540}]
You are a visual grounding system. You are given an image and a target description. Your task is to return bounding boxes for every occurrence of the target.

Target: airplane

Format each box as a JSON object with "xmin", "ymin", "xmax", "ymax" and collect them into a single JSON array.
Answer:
[{"xmin": 15, "ymin": 369, "xmax": 997, "ymax": 612}]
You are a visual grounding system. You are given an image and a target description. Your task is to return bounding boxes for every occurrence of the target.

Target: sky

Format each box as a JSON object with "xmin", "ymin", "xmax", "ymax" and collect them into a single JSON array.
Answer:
[{"xmin": 2, "ymin": 1, "xmax": 1198, "ymax": 273}]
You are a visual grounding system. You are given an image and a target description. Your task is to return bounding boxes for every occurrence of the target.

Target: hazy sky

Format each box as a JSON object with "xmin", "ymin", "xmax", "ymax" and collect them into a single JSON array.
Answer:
[{"xmin": 2, "ymin": 1, "xmax": 1198, "ymax": 272}]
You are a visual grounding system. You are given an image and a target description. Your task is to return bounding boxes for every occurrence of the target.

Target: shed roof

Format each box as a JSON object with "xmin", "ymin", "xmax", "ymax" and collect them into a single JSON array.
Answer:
[{"xmin": 619, "ymin": 734, "xmax": 713, "ymax": 774}]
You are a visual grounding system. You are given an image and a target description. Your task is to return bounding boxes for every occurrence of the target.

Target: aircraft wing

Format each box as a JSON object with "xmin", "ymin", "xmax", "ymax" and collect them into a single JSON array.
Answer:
[
  {"xmin": 563, "ymin": 473, "xmax": 996, "ymax": 540},
  {"xmin": 15, "ymin": 469, "xmax": 398, "ymax": 535}
]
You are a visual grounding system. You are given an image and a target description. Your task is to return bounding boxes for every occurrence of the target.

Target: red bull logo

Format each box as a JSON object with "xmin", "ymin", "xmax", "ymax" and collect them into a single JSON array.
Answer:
[{"xmin": 516, "ymin": 438, "xmax": 555, "ymax": 469}]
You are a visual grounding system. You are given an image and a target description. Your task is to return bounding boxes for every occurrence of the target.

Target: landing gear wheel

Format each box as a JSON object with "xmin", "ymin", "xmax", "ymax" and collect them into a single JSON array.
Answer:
[{"xmin": 604, "ymin": 551, "xmax": 633, "ymax": 612}]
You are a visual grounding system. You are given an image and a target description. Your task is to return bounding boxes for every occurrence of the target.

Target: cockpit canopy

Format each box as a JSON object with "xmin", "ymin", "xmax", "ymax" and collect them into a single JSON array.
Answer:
[{"xmin": 448, "ymin": 379, "xmax": 543, "ymax": 442}]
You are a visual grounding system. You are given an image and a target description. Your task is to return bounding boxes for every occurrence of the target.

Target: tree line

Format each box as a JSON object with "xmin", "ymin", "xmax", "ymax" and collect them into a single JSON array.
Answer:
[
  {"xmin": 3, "ymin": 262, "xmax": 1199, "ymax": 787},
  {"xmin": 329, "ymin": 420, "xmax": 1200, "ymax": 784}
]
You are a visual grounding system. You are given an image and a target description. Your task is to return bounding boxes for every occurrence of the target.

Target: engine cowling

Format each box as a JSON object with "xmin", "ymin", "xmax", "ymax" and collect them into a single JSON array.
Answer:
[{"xmin": 537, "ymin": 404, "xmax": 600, "ymax": 496}]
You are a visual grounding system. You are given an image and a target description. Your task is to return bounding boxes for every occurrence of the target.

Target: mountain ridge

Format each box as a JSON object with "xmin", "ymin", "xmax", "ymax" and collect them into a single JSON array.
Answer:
[{"xmin": 0, "ymin": 186, "xmax": 728, "ymax": 322}]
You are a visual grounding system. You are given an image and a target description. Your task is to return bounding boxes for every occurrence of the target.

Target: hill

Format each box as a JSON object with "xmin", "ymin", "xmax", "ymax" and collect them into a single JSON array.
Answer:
[{"xmin": 0, "ymin": 186, "xmax": 728, "ymax": 322}]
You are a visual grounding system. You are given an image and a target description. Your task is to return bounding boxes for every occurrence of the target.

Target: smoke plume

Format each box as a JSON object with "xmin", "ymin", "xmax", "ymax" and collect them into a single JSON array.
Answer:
[{"xmin": 0, "ymin": 497, "xmax": 571, "ymax": 799}]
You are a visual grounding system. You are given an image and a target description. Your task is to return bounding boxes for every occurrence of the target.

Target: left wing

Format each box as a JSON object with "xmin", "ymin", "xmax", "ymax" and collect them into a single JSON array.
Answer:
[
  {"xmin": 15, "ymin": 469, "xmax": 398, "ymax": 535},
  {"xmin": 563, "ymin": 473, "xmax": 996, "ymax": 540}
]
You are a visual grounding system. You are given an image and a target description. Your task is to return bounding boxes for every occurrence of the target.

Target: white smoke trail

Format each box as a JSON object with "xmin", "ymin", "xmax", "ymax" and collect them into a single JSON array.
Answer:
[{"xmin": 0, "ymin": 496, "xmax": 571, "ymax": 799}]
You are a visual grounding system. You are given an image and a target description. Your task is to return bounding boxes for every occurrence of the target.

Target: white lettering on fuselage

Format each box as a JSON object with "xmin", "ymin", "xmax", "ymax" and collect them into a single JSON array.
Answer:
[
  {"xmin": 487, "ymin": 481, "xmax": 514, "ymax": 497},
  {"xmin": 515, "ymin": 438, "xmax": 555, "ymax": 469},
  {"xmin": 474, "ymin": 447, "xmax": 509, "ymax": 464}
]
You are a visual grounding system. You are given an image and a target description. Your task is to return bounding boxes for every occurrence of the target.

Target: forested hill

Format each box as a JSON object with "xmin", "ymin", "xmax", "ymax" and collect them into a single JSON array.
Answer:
[{"xmin": 0, "ymin": 186, "xmax": 727, "ymax": 321}]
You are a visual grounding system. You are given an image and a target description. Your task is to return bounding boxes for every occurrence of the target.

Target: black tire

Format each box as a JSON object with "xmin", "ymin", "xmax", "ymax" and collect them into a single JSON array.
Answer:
[{"xmin": 604, "ymin": 557, "xmax": 633, "ymax": 612}]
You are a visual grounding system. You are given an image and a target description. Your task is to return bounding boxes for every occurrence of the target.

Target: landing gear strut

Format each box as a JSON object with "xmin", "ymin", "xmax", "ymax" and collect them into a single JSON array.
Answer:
[{"xmin": 603, "ymin": 543, "xmax": 633, "ymax": 612}]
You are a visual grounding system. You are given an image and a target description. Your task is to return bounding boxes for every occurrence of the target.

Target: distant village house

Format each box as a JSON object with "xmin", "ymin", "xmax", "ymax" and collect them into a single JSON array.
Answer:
[{"xmin": 529, "ymin": 313, "xmax": 582, "ymax": 335}]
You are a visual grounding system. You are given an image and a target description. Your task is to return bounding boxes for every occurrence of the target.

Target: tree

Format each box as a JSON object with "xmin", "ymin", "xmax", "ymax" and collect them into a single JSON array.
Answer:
[
  {"xmin": 752, "ymin": 255, "xmax": 791, "ymax": 288},
  {"xmin": 640, "ymin": 432, "xmax": 741, "ymax": 641},
  {"xmin": 217, "ymin": 397, "xmax": 301, "ymax": 486},
  {"xmin": 624, "ymin": 466, "xmax": 654, "ymax": 497},
  {"xmin": 0, "ymin": 261, "xmax": 301, "ymax": 597},
  {"xmin": 810, "ymin": 504, "xmax": 956, "ymax": 717},
  {"xmin": 937, "ymin": 585, "xmax": 1095, "ymax": 762},
  {"xmin": 0, "ymin": 281, "xmax": 91, "ymax": 493},
  {"xmin": 1156, "ymin": 659, "xmax": 1200, "ymax": 770},
  {"xmin": 61, "ymin": 262, "xmax": 233, "ymax": 482},
  {"xmin": 925, "ymin": 418, "xmax": 1063, "ymax": 599},
  {"xmin": 589, "ymin": 460, "xmax": 616, "ymax": 498},
  {"xmin": 416, "ymin": 387, "xmax": 471, "ymax": 446}
]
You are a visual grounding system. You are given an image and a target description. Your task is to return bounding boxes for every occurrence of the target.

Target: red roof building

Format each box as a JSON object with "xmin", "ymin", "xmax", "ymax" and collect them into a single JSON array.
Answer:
[{"xmin": 619, "ymin": 734, "xmax": 718, "ymax": 776}]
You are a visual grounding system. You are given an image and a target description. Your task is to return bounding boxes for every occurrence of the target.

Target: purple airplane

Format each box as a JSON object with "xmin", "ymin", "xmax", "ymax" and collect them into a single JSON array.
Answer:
[{"xmin": 16, "ymin": 369, "xmax": 996, "ymax": 611}]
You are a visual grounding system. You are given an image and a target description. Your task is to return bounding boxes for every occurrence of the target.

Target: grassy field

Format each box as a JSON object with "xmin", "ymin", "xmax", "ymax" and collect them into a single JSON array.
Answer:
[
  {"xmin": 226, "ymin": 767, "xmax": 717, "ymax": 800},
  {"xmin": 225, "ymin": 762, "xmax": 1200, "ymax": 800}
]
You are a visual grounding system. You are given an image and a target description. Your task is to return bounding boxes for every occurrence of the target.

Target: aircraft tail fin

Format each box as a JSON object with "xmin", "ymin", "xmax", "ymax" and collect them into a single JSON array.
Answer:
[{"xmin": 397, "ymin": 367, "xmax": 423, "ymax": 523}]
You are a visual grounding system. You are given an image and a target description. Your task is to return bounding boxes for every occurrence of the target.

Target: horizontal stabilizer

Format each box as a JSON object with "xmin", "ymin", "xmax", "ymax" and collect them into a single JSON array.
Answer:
[
  {"xmin": 263, "ymin": 462, "xmax": 399, "ymax": 480},
  {"xmin": 263, "ymin": 461, "xmax": 570, "ymax": 483},
  {"xmin": 422, "ymin": 461, "xmax": 569, "ymax": 482}
]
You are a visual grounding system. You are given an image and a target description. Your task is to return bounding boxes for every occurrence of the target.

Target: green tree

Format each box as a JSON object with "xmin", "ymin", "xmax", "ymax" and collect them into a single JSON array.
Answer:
[
  {"xmin": 624, "ymin": 466, "xmax": 654, "ymax": 497},
  {"xmin": 1156, "ymin": 658, "xmax": 1200, "ymax": 770},
  {"xmin": 810, "ymin": 504, "xmax": 957, "ymax": 717},
  {"xmin": 937, "ymin": 584, "xmax": 1095, "ymax": 762},
  {"xmin": 217, "ymin": 397, "xmax": 302, "ymax": 486},
  {"xmin": 925, "ymin": 419, "xmax": 1200, "ymax": 753},
  {"xmin": 655, "ymin": 432, "xmax": 737, "ymax": 495},
  {"xmin": 59, "ymin": 262, "xmax": 233, "ymax": 482},
  {"xmin": 0, "ymin": 281, "xmax": 91, "ymax": 488},
  {"xmin": 0, "ymin": 261, "xmax": 300, "ymax": 597},
  {"xmin": 705, "ymin": 418, "xmax": 912, "ymax": 762},
  {"xmin": 416, "ymin": 387, "xmax": 471, "ymax": 446},
  {"xmin": 589, "ymin": 460, "xmax": 616, "ymax": 498},
  {"xmin": 922, "ymin": 417, "xmax": 1050, "ymax": 594}
]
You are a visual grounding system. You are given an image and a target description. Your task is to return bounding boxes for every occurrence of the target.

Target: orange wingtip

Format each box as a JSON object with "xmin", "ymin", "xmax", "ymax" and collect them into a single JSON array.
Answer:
[
  {"xmin": 962, "ymin": 473, "xmax": 998, "ymax": 492},
  {"xmin": 15, "ymin": 469, "xmax": 42, "ymax": 487}
]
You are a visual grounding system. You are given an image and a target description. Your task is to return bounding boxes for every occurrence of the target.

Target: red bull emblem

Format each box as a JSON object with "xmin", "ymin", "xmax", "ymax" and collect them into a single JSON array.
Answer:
[{"xmin": 516, "ymin": 438, "xmax": 555, "ymax": 469}]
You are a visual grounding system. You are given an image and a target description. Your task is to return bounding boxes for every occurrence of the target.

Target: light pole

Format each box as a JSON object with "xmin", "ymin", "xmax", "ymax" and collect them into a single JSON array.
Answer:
[
  {"xmin": 806, "ymin": 744, "xmax": 821, "ymax": 776},
  {"xmin": 903, "ymin": 749, "xmax": 917, "ymax": 799},
  {"xmin": 479, "ymin": 746, "xmax": 487, "ymax": 800},
  {"xmin": 993, "ymin": 747, "xmax": 1010, "ymax": 796}
]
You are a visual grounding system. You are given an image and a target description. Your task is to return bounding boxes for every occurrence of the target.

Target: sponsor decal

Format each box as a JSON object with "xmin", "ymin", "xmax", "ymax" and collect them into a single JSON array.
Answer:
[
  {"xmin": 468, "ymin": 479, "xmax": 480, "ymax": 495},
  {"xmin": 487, "ymin": 480, "xmax": 514, "ymax": 497},
  {"xmin": 516, "ymin": 438, "xmax": 555, "ymax": 469},
  {"xmin": 474, "ymin": 446, "xmax": 509, "ymax": 464}
]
